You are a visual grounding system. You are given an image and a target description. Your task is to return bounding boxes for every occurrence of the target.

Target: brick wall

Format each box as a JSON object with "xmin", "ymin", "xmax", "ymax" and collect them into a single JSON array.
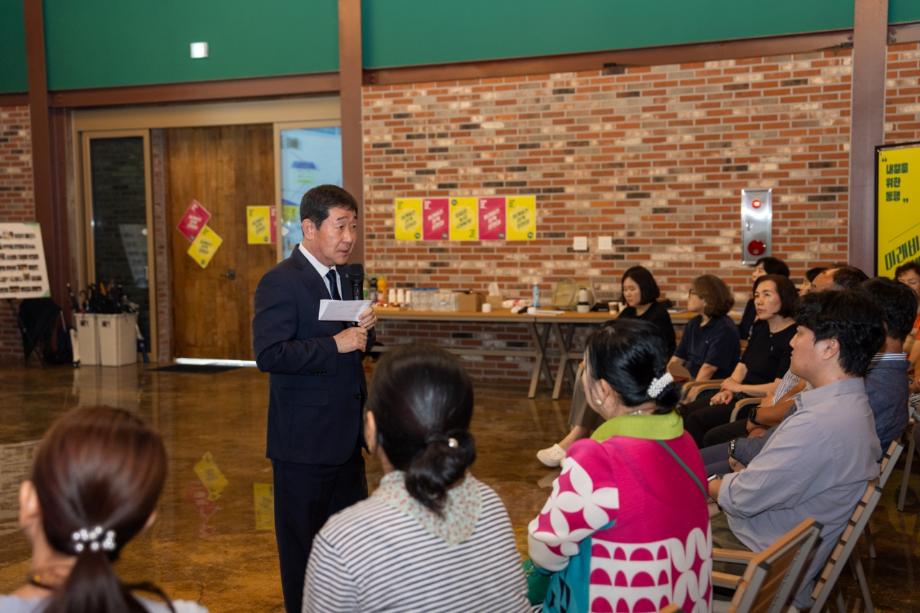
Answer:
[
  {"xmin": 2, "ymin": 43, "xmax": 920, "ymax": 377},
  {"xmin": 0, "ymin": 106, "xmax": 33, "ymax": 362},
  {"xmin": 364, "ymin": 44, "xmax": 920, "ymax": 387}
]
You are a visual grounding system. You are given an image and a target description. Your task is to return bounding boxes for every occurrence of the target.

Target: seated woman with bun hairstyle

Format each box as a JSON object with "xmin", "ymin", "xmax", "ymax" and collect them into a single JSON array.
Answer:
[
  {"xmin": 303, "ymin": 345, "xmax": 531, "ymax": 612},
  {"xmin": 2, "ymin": 406, "xmax": 206, "ymax": 613},
  {"xmin": 528, "ymin": 319, "xmax": 711, "ymax": 612}
]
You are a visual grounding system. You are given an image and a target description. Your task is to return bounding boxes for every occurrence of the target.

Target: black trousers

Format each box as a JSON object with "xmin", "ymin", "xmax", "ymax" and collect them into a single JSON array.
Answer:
[
  {"xmin": 272, "ymin": 445, "xmax": 367, "ymax": 613},
  {"xmin": 703, "ymin": 417, "xmax": 750, "ymax": 447},
  {"xmin": 682, "ymin": 391, "xmax": 751, "ymax": 447}
]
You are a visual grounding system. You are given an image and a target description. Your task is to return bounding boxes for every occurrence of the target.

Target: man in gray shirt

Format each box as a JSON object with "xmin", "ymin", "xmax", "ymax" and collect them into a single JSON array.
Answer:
[{"xmin": 708, "ymin": 289, "xmax": 885, "ymax": 608}]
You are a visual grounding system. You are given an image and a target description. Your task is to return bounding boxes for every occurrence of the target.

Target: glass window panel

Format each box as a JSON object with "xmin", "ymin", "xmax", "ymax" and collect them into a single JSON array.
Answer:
[
  {"xmin": 279, "ymin": 127, "xmax": 342, "ymax": 255},
  {"xmin": 89, "ymin": 136, "xmax": 150, "ymax": 345}
]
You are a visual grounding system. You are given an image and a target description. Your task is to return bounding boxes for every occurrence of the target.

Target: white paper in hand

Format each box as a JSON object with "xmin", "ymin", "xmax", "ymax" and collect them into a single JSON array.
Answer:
[{"xmin": 318, "ymin": 299, "xmax": 373, "ymax": 322}]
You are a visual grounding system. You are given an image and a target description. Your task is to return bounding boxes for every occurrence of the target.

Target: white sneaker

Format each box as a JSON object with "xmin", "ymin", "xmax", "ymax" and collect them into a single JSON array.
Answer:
[{"xmin": 536, "ymin": 444, "xmax": 566, "ymax": 467}]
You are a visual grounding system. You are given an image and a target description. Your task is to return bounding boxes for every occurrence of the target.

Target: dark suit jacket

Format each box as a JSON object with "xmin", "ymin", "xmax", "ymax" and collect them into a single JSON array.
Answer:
[{"xmin": 252, "ymin": 248, "xmax": 374, "ymax": 464}]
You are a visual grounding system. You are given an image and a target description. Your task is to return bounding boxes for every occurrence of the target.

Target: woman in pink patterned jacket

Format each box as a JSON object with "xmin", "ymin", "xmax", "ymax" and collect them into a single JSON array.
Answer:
[{"xmin": 528, "ymin": 319, "xmax": 712, "ymax": 613}]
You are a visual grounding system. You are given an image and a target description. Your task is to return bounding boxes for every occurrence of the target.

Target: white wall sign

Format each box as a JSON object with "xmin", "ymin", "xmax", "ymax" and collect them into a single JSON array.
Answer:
[{"xmin": 0, "ymin": 223, "xmax": 51, "ymax": 299}]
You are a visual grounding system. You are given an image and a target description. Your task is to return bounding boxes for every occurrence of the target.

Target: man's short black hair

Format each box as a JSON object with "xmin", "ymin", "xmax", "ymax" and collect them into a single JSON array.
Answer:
[
  {"xmin": 830, "ymin": 266, "xmax": 868, "ymax": 289},
  {"xmin": 794, "ymin": 290, "xmax": 885, "ymax": 376},
  {"xmin": 895, "ymin": 260, "xmax": 920, "ymax": 278},
  {"xmin": 300, "ymin": 184, "xmax": 358, "ymax": 226},
  {"xmin": 861, "ymin": 277, "xmax": 918, "ymax": 342},
  {"xmin": 805, "ymin": 266, "xmax": 827, "ymax": 283}
]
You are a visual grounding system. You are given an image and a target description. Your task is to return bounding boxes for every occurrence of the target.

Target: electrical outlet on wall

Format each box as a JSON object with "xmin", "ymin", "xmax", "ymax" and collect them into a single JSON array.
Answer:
[
  {"xmin": 598, "ymin": 236, "xmax": 613, "ymax": 252},
  {"xmin": 573, "ymin": 236, "xmax": 588, "ymax": 251}
]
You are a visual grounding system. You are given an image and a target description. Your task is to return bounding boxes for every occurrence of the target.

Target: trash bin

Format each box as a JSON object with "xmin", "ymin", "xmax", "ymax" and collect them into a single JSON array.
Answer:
[
  {"xmin": 97, "ymin": 313, "xmax": 138, "ymax": 366},
  {"xmin": 75, "ymin": 313, "xmax": 100, "ymax": 365}
]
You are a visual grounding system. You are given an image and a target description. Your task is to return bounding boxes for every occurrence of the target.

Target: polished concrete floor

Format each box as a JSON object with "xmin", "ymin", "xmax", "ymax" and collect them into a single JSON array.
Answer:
[{"xmin": 0, "ymin": 362, "xmax": 918, "ymax": 611}]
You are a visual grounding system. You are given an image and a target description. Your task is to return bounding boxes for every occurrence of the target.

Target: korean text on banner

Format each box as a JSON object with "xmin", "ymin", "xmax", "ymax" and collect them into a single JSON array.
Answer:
[
  {"xmin": 394, "ymin": 198, "xmax": 423, "ymax": 241},
  {"xmin": 878, "ymin": 145, "xmax": 920, "ymax": 277},
  {"xmin": 423, "ymin": 198, "xmax": 450, "ymax": 240},
  {"xmin": 449, "ymin": 197, "xmax": 479, "ymax": 241},
  {"xmin": 187, "ymin": 225, "xmax": 223, "ymax": 269},
  {"xmin": 506, "ymin": 195, "xmax": 537, "ymax": 241},
  {"xmin": 478, "ymin": 197, "xmax": 507, "ymax": 240},
  {"xmin": 247, "ymin": 206, "xmax": 275, "ymax": 244},
  {"xmin": 177, "ymin": 199, "xmax": 211, "ymax": 241}
]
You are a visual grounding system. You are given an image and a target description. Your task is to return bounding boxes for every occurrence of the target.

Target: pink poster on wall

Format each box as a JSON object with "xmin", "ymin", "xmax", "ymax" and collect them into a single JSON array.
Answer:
[
  {"xmin": 423, "ymin": 198, "xmax": 449, "ymax": 240},
  {"xmin": 177, "ymin": 199, "xmax": 211, "ymax": 242},
  {"xmin": 478, "ymin": 197, "xmax": 506, "ymax": 240}
]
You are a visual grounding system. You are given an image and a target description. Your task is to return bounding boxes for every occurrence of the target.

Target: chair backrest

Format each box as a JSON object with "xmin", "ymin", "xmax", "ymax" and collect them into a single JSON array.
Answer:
[
  {"xmin": 878, "ymin": 439, "xmax": 904, "ymax": 489},
  {"xmin": 729, "ymin": 517, "xmax": 822, "ymax": 613},
  {"xmin": 808, "ymin": 480, "xmax": 882, "ymax": 611}
]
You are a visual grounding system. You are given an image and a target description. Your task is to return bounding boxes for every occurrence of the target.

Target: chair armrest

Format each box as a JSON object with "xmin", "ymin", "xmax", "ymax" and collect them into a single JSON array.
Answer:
[
  {"xmin": 730, "ymin": 397, "xmax": 761, "ymax": 422},
  {"xmin": 712, "ymin": 570, "xmax": 742, "ymax": 589},
  {"xmin": 712, "ymin": 547, "xmax": 757, "ymax": 564},
  {"xmin": 685, "ymin": 380, "xmax": 725, "ymax": 402}
]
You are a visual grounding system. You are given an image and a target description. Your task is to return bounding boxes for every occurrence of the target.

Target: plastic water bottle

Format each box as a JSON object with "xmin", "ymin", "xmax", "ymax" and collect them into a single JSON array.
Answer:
[{"xmin": 532, "ymin": 284, "xmax": 540, "ymax": 308}]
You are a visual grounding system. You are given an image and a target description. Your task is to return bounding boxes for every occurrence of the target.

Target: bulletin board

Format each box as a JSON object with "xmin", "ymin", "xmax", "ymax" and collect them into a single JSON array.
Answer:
[{"xmin": 877, "ymin": 141, "xmax": 920, "ymax": 277}]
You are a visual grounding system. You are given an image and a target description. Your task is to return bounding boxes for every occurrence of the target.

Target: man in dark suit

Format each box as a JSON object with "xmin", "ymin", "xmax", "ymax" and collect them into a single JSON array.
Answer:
[{"xmin": 252, "ymin": 184, "xmax": 376, "ymax": 612}]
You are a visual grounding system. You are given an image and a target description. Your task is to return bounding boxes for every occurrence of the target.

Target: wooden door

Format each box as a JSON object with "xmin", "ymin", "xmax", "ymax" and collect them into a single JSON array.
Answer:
[{"xmin": 166, "ymin": 125, "xmax": 277, "ymax": 360}]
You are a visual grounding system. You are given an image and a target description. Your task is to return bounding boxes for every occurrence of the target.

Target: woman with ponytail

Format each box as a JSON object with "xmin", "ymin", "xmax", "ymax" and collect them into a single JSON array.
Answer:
[
  {"xmin": 528, "ymin": 319, "xmax": 712, "ymax": 612},
  {"xmin": 1, "ymin": 407, "xmax": 206, "ymax": 613},
  {"xmin": 303, "ymin": 345, "xmax": 531, "ymax": 612}
]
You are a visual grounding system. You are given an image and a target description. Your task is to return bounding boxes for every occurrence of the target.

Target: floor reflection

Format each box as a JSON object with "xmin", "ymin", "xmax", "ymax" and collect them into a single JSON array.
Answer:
[{"xmin": 0, "ymin": 363, "xmax": 917, "ymax": 611}]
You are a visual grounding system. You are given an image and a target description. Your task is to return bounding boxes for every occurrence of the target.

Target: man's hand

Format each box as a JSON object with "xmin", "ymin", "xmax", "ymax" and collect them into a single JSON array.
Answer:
[
  {"xmin": 728, "ymin": 457, "xmax": 745, "ymax": 473},
  {"xmin": 357, "ymin": 306, "xmax": 377, "ymax": 330},
  {"xmin": 334, "ymin": 327, "xmax": 368, "ymax": 353},
  {"xmin": 708, "ymin": 477, "xmax": 721, "ymax": 499},
  {"xmin": 720, "ymin": 378, "xmax": 743, "ymax": 393},
  {"xmin": 710, "ymin": 389, "xmax": 734, "ymax": 405}
]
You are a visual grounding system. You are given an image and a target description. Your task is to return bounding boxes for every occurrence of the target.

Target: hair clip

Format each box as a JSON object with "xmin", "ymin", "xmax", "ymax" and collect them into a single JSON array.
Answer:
[
  {"xmin": 71, "ymin": 525, "xmax": 116, "ymax": 554},
  {"xmin": 647, "ymin": 372, "xmax": 674, "ymax": 399}
]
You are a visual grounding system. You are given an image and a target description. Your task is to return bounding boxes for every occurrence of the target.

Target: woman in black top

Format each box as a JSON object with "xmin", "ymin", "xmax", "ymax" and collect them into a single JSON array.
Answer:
[
  {"xmin": 619, "ymin": 266, "xmax": 676, "ymax": 357},
  {"xmin": 737, "ymin": 256, "xmax": 790, "ymax": 340},
  {"xmin": 682, "ymin": 274, "xmax": 798, "ymax": 447},
  {"xmin": 536, "ymin": 266, "xmax": 675, "ymax": 467}
]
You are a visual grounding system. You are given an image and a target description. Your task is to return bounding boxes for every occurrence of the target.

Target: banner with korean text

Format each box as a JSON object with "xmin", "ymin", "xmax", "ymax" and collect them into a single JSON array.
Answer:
[{"xmin": 877, "ymin": 142, "xmax": 920, "ymax": 277}]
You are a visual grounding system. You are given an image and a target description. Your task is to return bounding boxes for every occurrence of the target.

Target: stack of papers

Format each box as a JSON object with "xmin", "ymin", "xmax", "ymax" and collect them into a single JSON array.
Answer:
[{"xmin": 318, "ymin": 300, "xmax": 373, "ymax": 322}]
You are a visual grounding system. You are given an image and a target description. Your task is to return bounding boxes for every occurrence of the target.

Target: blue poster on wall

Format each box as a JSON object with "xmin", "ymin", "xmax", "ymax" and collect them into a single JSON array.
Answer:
[{"xmin": 280, "ymin": 127, "xmax": 342, "ymax": 255}]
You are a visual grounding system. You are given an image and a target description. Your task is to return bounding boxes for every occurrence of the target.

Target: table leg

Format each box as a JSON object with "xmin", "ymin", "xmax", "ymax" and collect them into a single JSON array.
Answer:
[
  {"xmin": 528, "ymin": 322, "xmax": 554, "ymax": 398},
  {"xmin": 552, "ymin": 323, "xmax": 579, "ymax": 400}
]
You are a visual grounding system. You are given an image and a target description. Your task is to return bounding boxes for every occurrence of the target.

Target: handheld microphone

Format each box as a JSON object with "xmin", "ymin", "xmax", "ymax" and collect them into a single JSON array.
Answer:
[{"xmin": 341, "ymin": 264, "xmax": 365, "ymax": 301}]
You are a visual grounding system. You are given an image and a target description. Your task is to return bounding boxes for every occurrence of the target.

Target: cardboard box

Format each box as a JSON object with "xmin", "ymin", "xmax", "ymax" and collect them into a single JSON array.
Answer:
[
  {"xmin": 453, "ymin": 291, "xmax": 483, "ymax": 312},
  {"xmin": 486, "ymin": 295, "xmax": 504, "ymax": 309}
]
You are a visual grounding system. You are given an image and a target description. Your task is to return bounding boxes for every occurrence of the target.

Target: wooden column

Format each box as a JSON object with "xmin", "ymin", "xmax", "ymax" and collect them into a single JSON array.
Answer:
[
  {"xmin": 848, "ymin": 0, "xmax": 888, "ymax": 273},
  {"xmin": 338, "ymin": 0, "xmax": 365, "ymax": 263},
  {"xmin": 23, "ymin": 0, "xmax": 69, "ymax": 310}
]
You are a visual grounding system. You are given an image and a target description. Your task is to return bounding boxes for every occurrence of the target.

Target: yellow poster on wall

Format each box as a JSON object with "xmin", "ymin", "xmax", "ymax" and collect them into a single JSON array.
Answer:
[
  {"xmin": 877, "ymin": 144, "xmax": 920, "ymax": 277},
  {"xmin": 247, "ymin": 206, "xmax": 273, "ymax": 244},
  {"xmin": 506, "ymin": 195, "xmax": 537, "ymax": 241},
  {"xmin": 187, "ymin": 225, "xmax": 223, "ymax": 269},
  {"xmin": 449, "ymin": 197, "xmax": 479, "ymax": 241},
  {"xmin": 394, "ymin": 198, "xmax": 423, "ymax": 241}
]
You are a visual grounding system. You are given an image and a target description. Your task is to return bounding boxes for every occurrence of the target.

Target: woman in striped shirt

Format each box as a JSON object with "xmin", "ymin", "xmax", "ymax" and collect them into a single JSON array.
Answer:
[{"xmin": 303, "ymin": 345, "xmax": 531, "ymax": 612}]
